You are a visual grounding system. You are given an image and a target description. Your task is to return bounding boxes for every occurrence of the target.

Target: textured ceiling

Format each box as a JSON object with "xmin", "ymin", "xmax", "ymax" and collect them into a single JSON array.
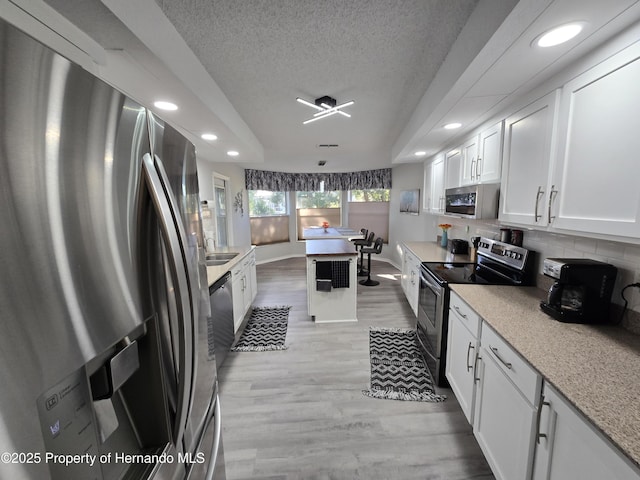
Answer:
[
  {"xmin": 35, "ymin": 0, "xmax": 640, "ymax": 173},
  {"xmin": 154, "ymin": 0, "xmax": 479, "ymax": 171}
]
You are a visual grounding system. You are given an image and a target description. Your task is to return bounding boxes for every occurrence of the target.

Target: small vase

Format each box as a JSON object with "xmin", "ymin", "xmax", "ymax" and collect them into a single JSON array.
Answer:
[{"xmin": 440, "ymin": 230, "xmax": 448, "ymax": 247}]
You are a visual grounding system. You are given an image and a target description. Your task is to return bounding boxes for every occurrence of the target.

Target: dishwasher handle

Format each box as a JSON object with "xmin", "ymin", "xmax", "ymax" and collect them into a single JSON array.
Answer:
[{"xmin": 209, "ymin": 271, "xmax": 232, "ymax": 295}]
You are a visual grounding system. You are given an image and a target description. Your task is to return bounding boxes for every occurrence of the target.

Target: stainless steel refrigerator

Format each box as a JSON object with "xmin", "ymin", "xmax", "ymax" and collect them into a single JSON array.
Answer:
[{"xmin": 0, "ymin": 17, "xmax": 225, "ymax": 480}]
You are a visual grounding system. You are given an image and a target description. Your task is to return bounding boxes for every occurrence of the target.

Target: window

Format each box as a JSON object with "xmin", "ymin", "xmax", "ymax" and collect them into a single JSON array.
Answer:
[
  {"xmin": 248, "ymin": 190, "xmax": 289, "ymax": 245},
  {"xmin": 249, "ymin": 190, "xmax": 287, "ymax": 216},
  {"xmin": 347, "ymin": 189, "xmax": 390, "ymax": 242},
  {"xmin": 296, "ymin": 191, "xmax": 341, "ymax": 240},
  {"xmin": 348, "ymin": 189, "xmax": 390, "ymax": 202}
]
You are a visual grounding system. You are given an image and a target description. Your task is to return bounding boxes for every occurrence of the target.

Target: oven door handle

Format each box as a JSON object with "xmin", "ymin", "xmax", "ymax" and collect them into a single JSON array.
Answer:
[
  {"xmin": 416, "ymin": 329, "xmax": 438, "ymax": 363},
  {"xmin": 420, "ymin": 270, "xmax": 443, "ymax": 295},
  {"xmin": 477, "ymin": 262, "xmax": 523, "ymax": 285}
]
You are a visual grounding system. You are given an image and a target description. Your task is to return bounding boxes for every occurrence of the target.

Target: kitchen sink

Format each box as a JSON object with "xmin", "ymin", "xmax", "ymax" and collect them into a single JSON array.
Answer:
[
  {"xmin": 206, "ymin": 259, "xmax": 231, "ymax": 266},
  {"xmin": 205, "ymin": 252, "xmax": 239, "ymax": 266},
  {"xmin": 206, "ymin": 252, "xmax": 239, "ymax": 261}
]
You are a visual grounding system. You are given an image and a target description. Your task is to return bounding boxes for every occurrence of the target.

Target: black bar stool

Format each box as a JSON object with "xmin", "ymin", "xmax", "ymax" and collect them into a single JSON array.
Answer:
[
  {"xmin": 353, "ymin": 231, "xmax": 374, "ymax": 276},
  {"xmin": 359, "ymin": 237, "xmax": 383, "ymax": 286}
]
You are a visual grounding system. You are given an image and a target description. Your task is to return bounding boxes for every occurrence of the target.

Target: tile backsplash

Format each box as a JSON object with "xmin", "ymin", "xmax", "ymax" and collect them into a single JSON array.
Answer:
[{"xmin": 435, "ymin": 216, "xmax": 640, "ymax": 334}]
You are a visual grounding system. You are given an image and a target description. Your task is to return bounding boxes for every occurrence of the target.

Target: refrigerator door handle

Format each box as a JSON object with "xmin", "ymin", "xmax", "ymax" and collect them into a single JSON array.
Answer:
[
  {"xmin": 142, "ymin": 153, "xmax": 195, "ymax": 447},
  {"xmin": 205, "ymin": 393, "xmax": 223, "ymax": 480}
]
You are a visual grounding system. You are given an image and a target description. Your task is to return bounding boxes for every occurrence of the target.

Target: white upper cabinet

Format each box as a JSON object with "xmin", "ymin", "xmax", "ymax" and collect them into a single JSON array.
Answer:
[
  {"xmin": 445, "ymin": 148, "xmax": 462, "ymax": 189},
  {"xmin": 432, "ymin": 155, "xmax": 445, "ymax": 213},
  {"xmin": 499, "ymin": 91, "xmax": 559, "ymax": 226},
  {"xmin": 424, "ymin": 154, "xmax": 445, "ymax": 214},
  {"xmin": 460, "ymin": 124, "xmax": 502, "ymax": 186},
  {"xmin": 460, "ymin": 134, "xmax": 479, "ymax": 186},
  {"xmin": 549, "ymin": 42, "xmax": 640, "ymax": 239},
  {"xmin": 477, "ymin": 122, "xmax": 503, "ymax": 184}
]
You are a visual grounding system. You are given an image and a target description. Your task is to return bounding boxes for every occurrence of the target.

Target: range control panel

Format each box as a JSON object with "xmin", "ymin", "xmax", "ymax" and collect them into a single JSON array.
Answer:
[{"xmin": 477, "ymin": 237, "xmax": 530, "ymax": 271}]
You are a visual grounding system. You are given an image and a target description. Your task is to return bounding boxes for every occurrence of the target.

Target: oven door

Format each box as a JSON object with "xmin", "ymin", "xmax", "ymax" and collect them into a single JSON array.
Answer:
[{"xmin": 417, "ymin": 266, "xmax": 446, "ymax": 386}]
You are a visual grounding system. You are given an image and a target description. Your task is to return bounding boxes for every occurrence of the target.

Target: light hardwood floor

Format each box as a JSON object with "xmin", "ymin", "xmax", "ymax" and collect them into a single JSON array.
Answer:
[{"xmin": 218, "ymin": 257, "xmax": 494, "ymax": 480}]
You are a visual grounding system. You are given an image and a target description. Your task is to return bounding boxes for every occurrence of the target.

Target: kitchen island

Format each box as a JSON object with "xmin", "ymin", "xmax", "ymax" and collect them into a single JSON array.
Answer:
[{"xmin": 306, "ymin": 239, "xmax": 358, "ymax": 323}]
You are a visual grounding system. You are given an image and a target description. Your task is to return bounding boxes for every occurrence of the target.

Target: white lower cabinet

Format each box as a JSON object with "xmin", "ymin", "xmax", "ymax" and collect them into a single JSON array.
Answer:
[
  {"xmin": 446, "ymin": 292, "xmax": 481, "ymax": 423},
  {"xmin": 232, "ymin": 250, "xmax": 257, "ymax": 332},
  {"xmin": 473, "ymin": 326, "xmax": 540, "ymax": 480},
  {"xmin": 446, "ymin": 295, "xmax": 640, "ymax": 480},
  {"xmin": 533, "ymin": 383, "xmax": 640, "ymax": 480}
]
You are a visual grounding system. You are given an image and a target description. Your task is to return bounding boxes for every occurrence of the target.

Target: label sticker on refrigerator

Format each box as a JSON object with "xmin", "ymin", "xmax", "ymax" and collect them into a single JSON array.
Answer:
[{"xmin": 37, "ymin": 367, "xmax": 103, "ymax": 480}]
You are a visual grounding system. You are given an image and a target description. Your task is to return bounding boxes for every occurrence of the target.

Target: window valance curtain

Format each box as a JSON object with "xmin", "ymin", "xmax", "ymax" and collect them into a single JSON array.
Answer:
[{"xmin": 245, "ymin": 168, "xmax": 392, "ymax": 191}]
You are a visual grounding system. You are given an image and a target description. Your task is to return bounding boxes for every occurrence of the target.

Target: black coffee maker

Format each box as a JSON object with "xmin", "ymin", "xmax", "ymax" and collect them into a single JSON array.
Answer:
[{"xmin": 540, "ymin": 258, "xmax": 617, "ymax": 323}]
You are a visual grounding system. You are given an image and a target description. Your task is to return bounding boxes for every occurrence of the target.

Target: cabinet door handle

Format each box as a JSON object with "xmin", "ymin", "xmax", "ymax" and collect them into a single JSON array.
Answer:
[
  {"xmin": 489, "ymin": 346, "xmax": 512, "ymax": 369},
  {"xmin": 470, "ymin": 159, "xmax": 476, "ymax": 180},
  {"xmin": 534, "ymin": 186, "xmax": 544, "ymax": 222},
  {"xmin": 536, "ymin": 396, "xmax": 551, "ymax": 444},
  {"xmin": 466, "ymin": 342, "xmax": 475, "ymax": 372},
  {"xmin": 473, "ymin": 355, "xmax": 481, "ymax": 383},
  {"xmin": 453, "ymin": 305, "xmax": 467, "ymax": 319},
  {"xmin": 476, "ymin": 157, "xmax": 481, "ymax": 180},
  {"xmin": 548, "ymin": 185, "xmax": 558, "ymax": 223}
]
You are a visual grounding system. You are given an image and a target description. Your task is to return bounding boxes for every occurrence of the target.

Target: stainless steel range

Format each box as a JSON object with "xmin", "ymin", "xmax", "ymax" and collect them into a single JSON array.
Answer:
[{"xmin": 417, "ymin": 237, "xmax": 535, "ymax": 387}]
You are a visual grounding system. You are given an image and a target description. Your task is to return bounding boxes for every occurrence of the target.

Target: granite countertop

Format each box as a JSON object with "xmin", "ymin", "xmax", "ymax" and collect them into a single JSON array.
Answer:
[
  {"xmin": 403, "ymin": 241, "xmax": 471, "ymax": 263},
  {"xmin": 451, "ymin": 283, "xmax": 640, "ymax": 469},
  {"xmin": 205, "ymin": 245, "xmax": 255, "ymax": 287}
]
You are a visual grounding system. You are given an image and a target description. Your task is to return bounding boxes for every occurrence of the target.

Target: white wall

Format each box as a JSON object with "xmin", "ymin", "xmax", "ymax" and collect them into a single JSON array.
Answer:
[{"xmin": 387, "ymin": 163, "xmax": 435, "ymax": 267}]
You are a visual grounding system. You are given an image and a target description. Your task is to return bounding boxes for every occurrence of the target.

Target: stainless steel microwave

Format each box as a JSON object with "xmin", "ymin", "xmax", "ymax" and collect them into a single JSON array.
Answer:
[{"xmin": 444, "ymin": 184, "xmax": 499, "ymax": 219}]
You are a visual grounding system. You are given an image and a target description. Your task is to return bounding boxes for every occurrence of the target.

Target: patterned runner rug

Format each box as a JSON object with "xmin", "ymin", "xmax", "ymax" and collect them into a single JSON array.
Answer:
[
  {"xmin": 231, "ymin": 306, "xmax": 291, "ymax": 352},
  {"xmin": 363, "ymin": 327, "xmax": 446, "ymax": 402}
]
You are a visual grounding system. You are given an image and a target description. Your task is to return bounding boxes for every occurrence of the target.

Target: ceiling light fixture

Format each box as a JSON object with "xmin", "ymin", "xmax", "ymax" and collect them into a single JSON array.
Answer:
[
  {"xmin": 201, "ymin": 133, "xmax": 218, "ymax": 141},
  {"xmin": 154, "ymin": 100, "xmax": 178, "ymax": 111},
  {"xmin": 415, "ymin": 151, "xmax": 427, "ymax": 157},
  {"xmin": 227, "ymin": 150, "xmax": 239, "ymax": 157},
  {"xmin": 297, "ymin": 96, "xmax": 354, "ymax": 125},
  {"xmin": 444, "ymin": 122, "xmax": 462, "ymax": 130},
  {"xmin": 535, "ymin": 22, "xmax": 585, "ymax": 48}
]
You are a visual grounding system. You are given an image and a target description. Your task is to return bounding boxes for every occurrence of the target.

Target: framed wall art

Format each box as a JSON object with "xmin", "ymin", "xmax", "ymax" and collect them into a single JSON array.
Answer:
[{"xmin": 400, "ymin": 189, "xmax": 420, "ymax": 215}]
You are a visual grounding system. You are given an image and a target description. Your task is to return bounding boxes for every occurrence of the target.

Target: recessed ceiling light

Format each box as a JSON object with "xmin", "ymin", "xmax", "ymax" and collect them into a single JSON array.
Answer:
[
  {"xmin": 535, "ymin": 22, "xmax": 585, "ymax": 48},
  {"xmin": 153, "ymin": 101, "xmax": 178, "ymax": 111},
  {"xmin": 444, "ymin": 122, "xmax": 462, "ymax": 130},
  {"xmin": 415, "ymin": 151, "xmax": 427, "ymax": 157},
  {"xmin": 201, "ymin": 133, "xmax": 218, "ymax": 141},
  {"xmin": 227, "ymin": 150, "xmax": 239, "ymax": 157}
]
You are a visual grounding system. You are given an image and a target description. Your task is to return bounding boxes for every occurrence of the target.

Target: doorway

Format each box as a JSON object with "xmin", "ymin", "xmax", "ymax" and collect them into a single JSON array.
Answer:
[{"xmin": 212, "ymin": 174, "xmax": 230, "ymax": 248}]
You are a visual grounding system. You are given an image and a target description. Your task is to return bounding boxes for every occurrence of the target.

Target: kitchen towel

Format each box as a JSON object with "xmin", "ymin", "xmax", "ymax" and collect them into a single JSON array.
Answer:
[
  {"xmin": 330, "ymin": 261, "xmax": 350, "ymax": 288},
  {"xmin": 315, "ymin": 261, "xmax": 350, "ymax": 289}
]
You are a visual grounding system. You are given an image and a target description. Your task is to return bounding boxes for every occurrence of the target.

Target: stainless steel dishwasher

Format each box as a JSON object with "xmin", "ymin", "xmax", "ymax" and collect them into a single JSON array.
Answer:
[{"xmin": 209, "ymin": 271, "xmax": 234, "ymax": 368}]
